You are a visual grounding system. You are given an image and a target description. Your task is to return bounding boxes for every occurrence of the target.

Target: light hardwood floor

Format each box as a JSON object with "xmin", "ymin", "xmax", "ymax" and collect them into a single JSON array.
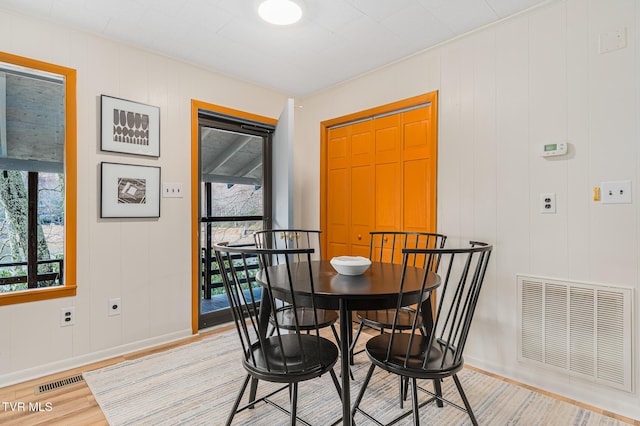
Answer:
[{"xmin": 1, "ymin": 324, "xmax": 638, "ymax": 426}]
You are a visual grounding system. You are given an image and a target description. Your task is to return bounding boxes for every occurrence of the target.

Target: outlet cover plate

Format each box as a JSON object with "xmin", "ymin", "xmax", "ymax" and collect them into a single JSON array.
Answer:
[
  {"xmin": 540, "ymin": 192, "xmax": 556, "ymax": 214},
  {"xmin": 60, "ymin": 307, "xmax": 75, "ymax": 327},
  {"xmin": 109, "ymin": 298, "xmax": 122, "ymax": 316}
]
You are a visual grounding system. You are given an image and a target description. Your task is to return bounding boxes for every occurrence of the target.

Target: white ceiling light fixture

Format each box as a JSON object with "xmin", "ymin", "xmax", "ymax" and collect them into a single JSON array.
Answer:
[{"xmin": 258, "ymin": 0, "xmax": 302, "ymax": 26}]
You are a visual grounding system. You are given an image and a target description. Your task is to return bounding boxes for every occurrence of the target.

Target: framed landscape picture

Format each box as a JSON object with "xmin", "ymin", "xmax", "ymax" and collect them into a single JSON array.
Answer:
[
  {"xmin": 101, "ymin": 95, "xmax": 160, "ymax": 157},
  {"xmin": 100, "ymin": 162, "xmax": 160, "ymax": 218}
]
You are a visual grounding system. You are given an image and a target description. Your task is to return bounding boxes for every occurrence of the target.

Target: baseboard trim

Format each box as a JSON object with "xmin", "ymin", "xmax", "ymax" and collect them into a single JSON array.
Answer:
[{"xmin": 0, "ymin": 328, "xmax": 193, "ymax": 388}]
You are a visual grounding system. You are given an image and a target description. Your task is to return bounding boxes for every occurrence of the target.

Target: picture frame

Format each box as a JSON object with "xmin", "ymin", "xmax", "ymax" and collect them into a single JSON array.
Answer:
[
  {"xmin": 100, "ymin": 162, "xmax": 161, "ymax": 218},
  {"xmin": 101, "ymin": 95, "xmax": 160, "ymax": 157}
]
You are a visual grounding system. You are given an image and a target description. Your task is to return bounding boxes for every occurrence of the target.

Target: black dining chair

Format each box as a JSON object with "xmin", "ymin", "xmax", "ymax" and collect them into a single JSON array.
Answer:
[
  {"xmin": 350, "ymin": 231, "xmax": 447, "ymax": 358},
  {"xmin": 254, "ymin": 229, "xmax": 340, "ymax": 344},
  {"xmin": 351, "ymin": 241, "xmax": 492, "ymax": 425},
  {"xmin": 213, "ymin": 243, "xmax": 342, "ymax": 425}
]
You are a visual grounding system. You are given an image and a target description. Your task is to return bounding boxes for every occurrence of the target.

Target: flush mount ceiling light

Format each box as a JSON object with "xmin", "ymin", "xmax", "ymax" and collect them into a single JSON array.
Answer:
[{"xmin": 258, "ymin": 0, "xmax": 302, "ymax": 25}]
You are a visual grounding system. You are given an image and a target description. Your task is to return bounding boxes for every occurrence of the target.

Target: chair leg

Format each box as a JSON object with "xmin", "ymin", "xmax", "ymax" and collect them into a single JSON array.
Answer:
[
  {"xmin": 349, "ymin": 321, "xmax": 365, "ymax": 356},
  {"xmin": 410, "ymin": 378, "xmax": 420, "ymax": 426},
  {"xmin": 248, "ymin": 377, "xmax": 259, "ymax": 408},
  {"xmin": 351, "ymin": 363, "xmax": 376, "ymax": 420},
  {"xmin": 404, "ymin": 376, "xmax": 410, "ymax": 401},
  {"xmin": 433, "ymin": 378, "xmax": 444, "ymax": 407},
  {"xmin": 452, "ymin": 374, "xmax": 478, "ymax": 426},
  {"xmin": 399, "ymin": 376, "xmax": 410, "ymax": 408},
  {"xmin": 290, "ymin": 382, "xmax": 298, "ymax": 426},
  {"xmin": 331, "ymin": 323, "xmax": 341, "ymax": 346},
  {"xmin": 330, "ymin": 368, "xmax": 343, "ymax": 400},
  {"xmin": 226, "ymin": 374, "xmax": 250, "ymax": 426}
]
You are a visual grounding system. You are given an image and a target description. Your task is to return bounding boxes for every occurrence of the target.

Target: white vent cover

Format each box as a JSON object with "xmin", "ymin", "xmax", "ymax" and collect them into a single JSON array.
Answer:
[{"xmin": 517, "ymin": 275, "xmax": 633, "ymax": 392}]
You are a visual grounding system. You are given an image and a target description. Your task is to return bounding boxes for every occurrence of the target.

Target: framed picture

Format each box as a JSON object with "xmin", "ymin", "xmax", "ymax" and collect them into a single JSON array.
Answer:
[
  {"xmin": 100, "ymin": 162, "xmax": 160, "ymax": 218},
  {"xmin": 101, "ymin": 95, "xmax": 160, "ymax": 157}
]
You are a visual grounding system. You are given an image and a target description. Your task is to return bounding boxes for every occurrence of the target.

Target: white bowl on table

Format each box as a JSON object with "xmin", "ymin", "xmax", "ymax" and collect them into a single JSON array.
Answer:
[{"xmin": 330, "ymin": 256, "xmax": 372, "ymax": 276}]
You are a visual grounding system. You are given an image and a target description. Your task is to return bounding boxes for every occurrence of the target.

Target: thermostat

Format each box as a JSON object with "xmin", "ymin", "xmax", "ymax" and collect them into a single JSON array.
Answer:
[{"xmin": 540, "ymin": 142, "xmax": 567, "ymax": 157}]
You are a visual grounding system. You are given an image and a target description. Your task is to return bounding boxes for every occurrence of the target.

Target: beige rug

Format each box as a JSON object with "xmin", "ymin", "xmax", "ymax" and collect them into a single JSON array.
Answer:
[{"xmin": 83, "ymin": 330, "xmax": 622, "ymax": 425}]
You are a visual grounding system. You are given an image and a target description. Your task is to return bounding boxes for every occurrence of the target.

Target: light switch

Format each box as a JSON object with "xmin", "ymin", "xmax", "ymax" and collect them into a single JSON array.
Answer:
[
  {"xmin": 599, "ymin": 28, "xmax": 627, "ymax": 54},
  {"xmin": 163, "ymin": 183, "xmax": 184, "ymax": 198},
  {"xmin": 601, "ymin": 181, "xmax": 631, "ymax": 204}
]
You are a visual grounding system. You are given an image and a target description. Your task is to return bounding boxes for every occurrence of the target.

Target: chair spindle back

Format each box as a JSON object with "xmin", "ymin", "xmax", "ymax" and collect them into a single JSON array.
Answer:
[{"xmin": 214, "ymin": 243, "xmax": 328, "ymax": 374}]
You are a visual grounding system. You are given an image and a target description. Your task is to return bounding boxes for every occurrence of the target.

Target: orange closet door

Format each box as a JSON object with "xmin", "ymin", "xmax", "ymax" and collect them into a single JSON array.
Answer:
[
  {"xmin": 374, "ymin": 114, "xmax": 402, "ymax": 234},
  {"xmin": 350, "ymin": 121, "xmax": 375, "ymax": 257},
  {"xmin": 402, "ymin": 106, "xmax": 437, "ymax": 233},
  {"xmin": 326, "ymin": 126, "xmax": 350, "ymax": 258},
  {"xmin": 322, "ymin": 92, "xmax": 438, "ymax": 259}
]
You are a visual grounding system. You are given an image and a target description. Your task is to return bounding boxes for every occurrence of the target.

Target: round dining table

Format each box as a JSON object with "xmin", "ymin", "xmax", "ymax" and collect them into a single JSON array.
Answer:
[{"xmin": 257, "ymin": 259, "xmax": 441, "ymax": 426}]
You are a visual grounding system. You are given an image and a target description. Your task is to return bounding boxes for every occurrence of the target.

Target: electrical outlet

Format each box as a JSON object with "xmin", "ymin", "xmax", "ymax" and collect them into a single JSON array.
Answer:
[
  {"xmin": 109, "ymin": 298, "xmax": 121, "ymax": 316},
  {"xmin": 540, "ymin": 193, "xmax": 556, "ymax": 214},
  {"xmin": 60, "ymin": 307, "xmax": 75, "ymax": 327},
  {"xmin": 601, "ymin": 180, "xmax": 631, "ymax": 204}
]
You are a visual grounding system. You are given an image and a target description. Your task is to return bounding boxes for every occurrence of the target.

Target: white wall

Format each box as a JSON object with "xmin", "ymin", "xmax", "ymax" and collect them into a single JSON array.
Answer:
[
  {"xmin": 0, "ymin": 10, "xmax": 287, "ymax": 385},
  {"xmin": 2, "ymin": 0, "xmax": 639, "ymax": 421},
  {"xmin": 298, "ymin": 0, "xmax": 639, "ymax": 420}
]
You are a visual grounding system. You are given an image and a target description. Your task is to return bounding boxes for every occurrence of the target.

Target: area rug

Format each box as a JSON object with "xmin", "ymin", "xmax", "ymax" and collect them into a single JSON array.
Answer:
[{"xmin": 83, "ymin": 329, "xmax": 622, "ymax": 425}]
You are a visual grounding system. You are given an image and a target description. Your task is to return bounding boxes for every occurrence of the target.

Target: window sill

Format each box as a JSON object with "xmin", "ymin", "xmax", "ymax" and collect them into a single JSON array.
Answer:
[{"xmin": 0, "ymin": 285, "xmax": 77, "ymax": 306}]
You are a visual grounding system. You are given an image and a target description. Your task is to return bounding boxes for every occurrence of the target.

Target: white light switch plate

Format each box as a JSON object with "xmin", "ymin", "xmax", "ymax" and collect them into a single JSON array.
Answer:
[
  {"xmin": 599, "ymin": 28, "xmax": 627, "ymax": 54},
  {"xmin": 601, "ymin": 180, "xmax": 631, "ymax": 204},
  {"xmin": 163, "ymin": 183, "xmax": 184, "ymax": 198}
]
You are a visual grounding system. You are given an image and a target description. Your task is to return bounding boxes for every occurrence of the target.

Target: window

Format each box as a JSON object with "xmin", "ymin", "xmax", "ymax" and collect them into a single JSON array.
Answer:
[{"xmin": 0, "ymin": 52, "xmax": 76, "ymax": 305}]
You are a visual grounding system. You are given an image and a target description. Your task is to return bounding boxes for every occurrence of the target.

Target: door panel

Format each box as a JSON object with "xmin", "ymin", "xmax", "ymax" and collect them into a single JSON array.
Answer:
[
  {"xmin": 351, "ymin": 244, "xmax": 370, "ymax": 258},
  {"xmin": 328, "ymin": 127, "xmax": 349, "ymax": 169},
  {"xmin": 402, "ymin": 105, "xmax": 436, "ymax": 232},
  {"xmin": 375, "ymin": 162, "xmax": 400, "ymax": 231},
  {"xmin": 327, "ymin": 126, "xmax": 350, "ymax": 259},
  {"xmin": 349, "ymin": 121, "xmax": 374, "ymax": 250},
  {"xmin": 403, "ymin": 107, "xmax": 432, "ymax": 160},
  {"xmin": 351, "ymin": 164, "xmax": 373, "ymax": 248},
  {"xmin": 375, "ymin": 114, "xmax": 401, "ymax": 164},
  {"xmin": 327, "ymin": 168, "xmax": 349, "ymax": 258},
  {"xmin": 404, "ymin": 158, "xmax": 432, "ymax": 231},
  {"xmin": 351, "ymin": 121, "xmax": 374, "ymax": 167}
]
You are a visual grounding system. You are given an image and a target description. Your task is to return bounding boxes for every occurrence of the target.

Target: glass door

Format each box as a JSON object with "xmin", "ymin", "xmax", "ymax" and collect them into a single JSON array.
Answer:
[{"xmin": 198, "ymin": 116, "xmax": 272, "ymax": 329}]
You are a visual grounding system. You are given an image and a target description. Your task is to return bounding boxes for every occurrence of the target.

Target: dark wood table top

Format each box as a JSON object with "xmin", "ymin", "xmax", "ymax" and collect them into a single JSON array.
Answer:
[{"xmin": 257, "ymin": 259, "xmax": 440, "ymax": 311}]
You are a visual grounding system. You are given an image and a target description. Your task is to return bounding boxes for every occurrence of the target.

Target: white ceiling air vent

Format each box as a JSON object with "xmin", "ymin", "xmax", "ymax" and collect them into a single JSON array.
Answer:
[{"xmin": 517, "ymin": 275, "xmax": 633, "ymax": 392}]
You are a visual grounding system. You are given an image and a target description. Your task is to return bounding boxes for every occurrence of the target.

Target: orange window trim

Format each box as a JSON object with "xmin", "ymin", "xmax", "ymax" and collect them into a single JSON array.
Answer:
[{"xmin": 0, "ymin": 52, "xmax": 77, "ymax": 306}]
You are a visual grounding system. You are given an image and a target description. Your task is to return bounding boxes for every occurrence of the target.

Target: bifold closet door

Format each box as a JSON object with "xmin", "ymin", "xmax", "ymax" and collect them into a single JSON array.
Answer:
[{"xmin": 325, "ymin": 96, "xmax": 437, "ymax": 258}]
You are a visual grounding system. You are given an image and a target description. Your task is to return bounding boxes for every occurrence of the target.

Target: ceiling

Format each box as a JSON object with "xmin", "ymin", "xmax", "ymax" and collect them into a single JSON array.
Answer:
[
  {"xmin": 0, "ymin": 0, "xmax": 550, "ymax": 97},
  {"xmin": 200, "ymin": 127, "xmax": 263, "ymax": 186}
]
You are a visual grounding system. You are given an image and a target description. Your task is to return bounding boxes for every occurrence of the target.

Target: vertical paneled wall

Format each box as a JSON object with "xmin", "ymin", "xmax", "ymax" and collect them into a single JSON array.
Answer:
[
  {"xmin": 0, "ymin": 9, "xmax": 287, "ymax": 385},
  {"xmin": 300, "ymin": 0, "xmax": 639, "ymax": 419}
]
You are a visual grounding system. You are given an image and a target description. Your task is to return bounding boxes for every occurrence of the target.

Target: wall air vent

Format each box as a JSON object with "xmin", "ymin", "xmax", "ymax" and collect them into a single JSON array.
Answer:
[{"xmin": 517, "ymin": 275, "xmax": 633, "ymax": 392}]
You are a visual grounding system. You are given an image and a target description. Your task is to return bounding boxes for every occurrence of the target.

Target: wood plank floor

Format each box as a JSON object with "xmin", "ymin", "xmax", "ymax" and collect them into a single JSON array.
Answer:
[{"xmin": 1, "ymin": 324, "xmax": 637, "ymax": 426}]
